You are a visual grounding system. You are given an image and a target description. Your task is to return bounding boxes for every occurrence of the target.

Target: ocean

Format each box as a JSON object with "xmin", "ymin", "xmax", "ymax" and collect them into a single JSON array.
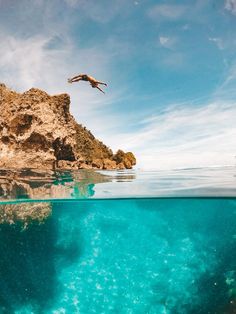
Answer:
[{"xmin": 0, "ymin": 168, "xmax": 235, "ymax": 314}]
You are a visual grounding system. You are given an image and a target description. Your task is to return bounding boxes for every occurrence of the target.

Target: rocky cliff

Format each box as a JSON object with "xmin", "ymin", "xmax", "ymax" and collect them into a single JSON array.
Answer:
[{"xmin": 0, "ymin": 84, "xmax": 136, "ymax": 170}]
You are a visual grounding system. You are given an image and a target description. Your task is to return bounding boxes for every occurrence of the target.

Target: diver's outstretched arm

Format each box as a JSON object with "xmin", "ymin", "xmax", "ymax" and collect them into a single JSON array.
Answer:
[{"xmin": 96, "ymin": 86, "xmax": 105, "ymax": 94}]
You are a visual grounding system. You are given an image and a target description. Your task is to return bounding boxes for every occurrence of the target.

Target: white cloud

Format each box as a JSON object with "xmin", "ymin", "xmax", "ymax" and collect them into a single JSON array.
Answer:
[
  {"xmin": 215, "ymin": 62, "xmax": 236, "ymax": 98},
  {"xmin": 209, "ymin": 37, "xmax": 224, "ymax": 50},
  {"xmin": 0, "ymin": 34, "xmax": 64, "ymax": 90},
  {"xmin": 105, "ymin": 102, "xmax": 236, "ymax": 169},
  {"xmin": 225, "ymin": 0, "xmax": 236, "ymax": 15},
  {"xmin": 159, "ymin": 36, "xmax": 169, "ymax": 46},
  {"xmin": 159, "ymin": 36, "xmax": 177, "ymax": 49},
  {"xmin": 148, "ymin": 4, "xmax": 187, "ymax": 21}
]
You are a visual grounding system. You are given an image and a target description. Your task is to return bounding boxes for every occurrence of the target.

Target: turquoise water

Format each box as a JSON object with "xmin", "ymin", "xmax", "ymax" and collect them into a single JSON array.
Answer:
[{"xmin": 0, "ymin": 197, "xmax": 235, "ymax": 313}]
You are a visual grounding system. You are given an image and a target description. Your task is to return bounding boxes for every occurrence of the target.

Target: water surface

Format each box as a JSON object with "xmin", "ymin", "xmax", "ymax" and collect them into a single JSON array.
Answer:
[{"xmin": 0, "ymin": 166, "xmax": 235, "ymax": 202}]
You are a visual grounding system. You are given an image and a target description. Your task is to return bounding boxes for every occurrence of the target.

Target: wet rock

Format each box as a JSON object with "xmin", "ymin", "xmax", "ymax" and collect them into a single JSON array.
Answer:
[
  {"xmin": 0, "ymin": 84, "xmax": 136, "ymax": 170},
  {"xmin": 117, "ymin": 162, "xmax": 126, "ymax": 170},
  {"xmin": 113, "ymin": 150, "xmax": 136, "ymax": 169},
  {"xmin": 78, "ymin": 163, "xmax": 93, "ymax": 170},
  {"xmin": 91, "ymin": 159, "xmax": 103, "ymax": 169},
  {"xmin": 0, "ymin": 202, "xmax": 52, "ymax": 229},
  {"xmin": 57, "ymin": 160, "xmax": 79, "ymax": 169},
  {"xmin": 103, "ymin": 159, "xmax": 117, "ymax": 170}
]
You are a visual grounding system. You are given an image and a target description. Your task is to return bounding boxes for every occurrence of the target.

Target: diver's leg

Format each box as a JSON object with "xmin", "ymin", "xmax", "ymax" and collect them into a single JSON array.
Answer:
[
  {"xmin": 68, "ymin": 75, "xmax": 83, "ymax": 83},
  {"xmin": 97, "ymin": 81, "xmax": 107, "ymax": 86},
  {"xmin": 71, "ymin": 75, "xmax": 82, "ymax": 80},
  {"xmin": 96, "ymin": 86, "xmax": 105, "ymax": 94},
  {"xmin": 69, "ymin": 77, "xmax": 82, "ymax": 83}
]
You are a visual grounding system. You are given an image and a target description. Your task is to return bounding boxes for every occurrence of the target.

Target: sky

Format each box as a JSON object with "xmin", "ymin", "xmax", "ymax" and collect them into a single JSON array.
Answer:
[{"xmin": 0, "ymin": 0, "xmax": 236, "ymax": 169}]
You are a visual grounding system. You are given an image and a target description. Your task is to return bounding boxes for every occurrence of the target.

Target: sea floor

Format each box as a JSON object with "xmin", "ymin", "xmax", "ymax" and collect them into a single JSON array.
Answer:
[{"xmin": 0, "ymin": 197, "xmax": 235, "ymax": 314}]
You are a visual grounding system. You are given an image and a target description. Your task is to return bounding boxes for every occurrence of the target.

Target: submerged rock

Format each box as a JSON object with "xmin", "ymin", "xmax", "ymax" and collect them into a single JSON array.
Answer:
[
  {"xmin": 0, "ymin": 84, "xmax": 136, "ymax": 170},
  {"xmin": 0, "ymin": 202, "xmax": 51, "ymax": 229}
]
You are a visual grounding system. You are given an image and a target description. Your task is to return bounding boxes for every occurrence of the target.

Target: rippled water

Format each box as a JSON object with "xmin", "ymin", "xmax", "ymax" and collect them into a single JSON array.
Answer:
[
  {"xmin": 0, "ymin": 168, "xmax": 235, "ymax": 313},
  {"xmin": 0, "ymin": 166, "xmax": 235, "ymax": 201}
]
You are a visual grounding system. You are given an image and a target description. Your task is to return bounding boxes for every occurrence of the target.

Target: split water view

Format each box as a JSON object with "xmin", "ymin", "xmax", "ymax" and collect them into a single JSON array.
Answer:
[{"xmin": 0, "ymin": 167, "xmax": 235, "ymax": 313}]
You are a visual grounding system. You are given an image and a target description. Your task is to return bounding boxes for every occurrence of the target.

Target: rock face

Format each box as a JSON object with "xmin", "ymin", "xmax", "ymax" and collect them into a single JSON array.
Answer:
[{"xmin": 0, "ymin": 84, "xmax": 136, "ymax": 170}]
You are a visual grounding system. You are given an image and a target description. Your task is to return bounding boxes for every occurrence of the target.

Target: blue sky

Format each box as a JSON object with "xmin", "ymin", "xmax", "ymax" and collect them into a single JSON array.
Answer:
[{"xmin": 0, "ymin": 0, "xmax": 236, "ymax": 169}]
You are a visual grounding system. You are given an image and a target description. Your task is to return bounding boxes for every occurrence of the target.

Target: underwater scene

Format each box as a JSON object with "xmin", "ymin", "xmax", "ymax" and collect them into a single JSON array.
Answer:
[{"xmin": 0, "ymin": 168, "xmax": 235, "ymax": 314}]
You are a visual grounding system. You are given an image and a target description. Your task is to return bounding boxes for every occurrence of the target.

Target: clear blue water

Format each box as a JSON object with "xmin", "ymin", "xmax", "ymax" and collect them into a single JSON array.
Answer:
[
  {"xmin": 0, "ymin": 198, "xmax": 235, "ymax": 313},
  {"xmin": 0, "ymin": 168, "xmax": 235, "ymax": 313}
]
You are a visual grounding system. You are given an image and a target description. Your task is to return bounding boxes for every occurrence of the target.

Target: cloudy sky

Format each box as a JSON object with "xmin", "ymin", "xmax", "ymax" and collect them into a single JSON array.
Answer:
[{"xmin": 0, "ymin": 0, "xmax": 236, "ymax": 169}]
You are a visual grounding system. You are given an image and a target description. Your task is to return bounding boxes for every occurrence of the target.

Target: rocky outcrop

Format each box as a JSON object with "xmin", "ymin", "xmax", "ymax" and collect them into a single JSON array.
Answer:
[
  {"xmin": 0, "ymin": 84, "xmax": 136, "ymax": 170},
  {"xmin": 113, "ymin": 150, "xmax": 136, "ymax": 169}
]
